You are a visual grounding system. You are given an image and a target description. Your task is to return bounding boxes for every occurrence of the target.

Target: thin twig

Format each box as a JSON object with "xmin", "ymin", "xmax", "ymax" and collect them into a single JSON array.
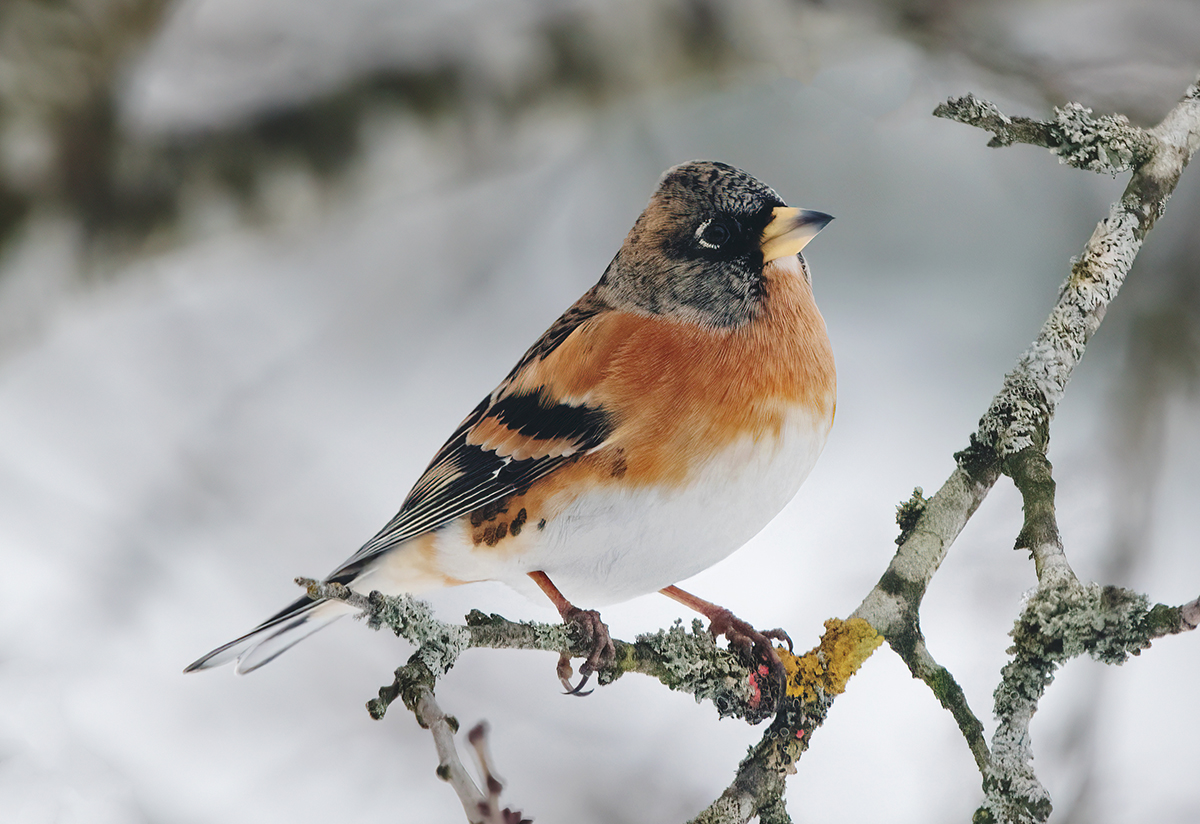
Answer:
[
  {"xmin": 910, "ymin": 636, "xmax": 990, "ymax": 772},
  {"xmin": 466, "ymin": 723, "xmax": 533, "ymax": 824},
  {"xmin": 1005, "ymin": 449, "xmax": 1077, "ymax": 588},
  {"xmin": 415, "ymin": 682, "xmax": 489, "ymax": 823},
  {"xmin": 933, "ymin": 93, "xmax": 1155, "ymax": 174}
]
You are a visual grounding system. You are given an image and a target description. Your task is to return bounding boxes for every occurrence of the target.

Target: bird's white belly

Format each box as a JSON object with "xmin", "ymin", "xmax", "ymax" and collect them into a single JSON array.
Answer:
[{"xmin": 431, "ymin": 405, "xmax": 832, "ymax": 606}]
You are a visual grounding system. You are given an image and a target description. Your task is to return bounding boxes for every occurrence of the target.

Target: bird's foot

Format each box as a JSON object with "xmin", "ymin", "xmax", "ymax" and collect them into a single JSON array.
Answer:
[
  {"xmin": 706, "ymin": 607, "xmax": 792, "ymax": 712},
  {"xmin": 558, "ymin": 606, "xmax": 615, "ymax": 696}
]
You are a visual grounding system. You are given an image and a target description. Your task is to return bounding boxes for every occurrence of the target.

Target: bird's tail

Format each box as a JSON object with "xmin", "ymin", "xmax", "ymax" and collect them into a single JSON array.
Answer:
[{"xmin": 184, "ymin": 595, "xmax": 356, "ymax": 674}]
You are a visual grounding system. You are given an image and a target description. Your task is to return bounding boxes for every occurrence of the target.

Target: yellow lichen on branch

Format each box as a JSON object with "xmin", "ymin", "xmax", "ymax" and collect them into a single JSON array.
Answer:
[{"xmin": 780, "ymin": 618, "xmax": 883, "ymax": 702}]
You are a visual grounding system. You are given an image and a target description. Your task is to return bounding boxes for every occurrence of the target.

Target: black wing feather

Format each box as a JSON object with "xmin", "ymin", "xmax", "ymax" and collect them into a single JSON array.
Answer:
[
  {"xmin": 330, "ymin": 393, "xmax": 610, "ymax": 580},
  {"xmin": 330, "ymin": 293, "xmax": 614, "ymax": 579}
]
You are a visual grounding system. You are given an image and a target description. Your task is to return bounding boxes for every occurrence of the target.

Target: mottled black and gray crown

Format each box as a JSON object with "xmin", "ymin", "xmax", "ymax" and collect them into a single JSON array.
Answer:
[{"xmin": 656, "ymin": 160, "xmax": 786, "ymax": 218}]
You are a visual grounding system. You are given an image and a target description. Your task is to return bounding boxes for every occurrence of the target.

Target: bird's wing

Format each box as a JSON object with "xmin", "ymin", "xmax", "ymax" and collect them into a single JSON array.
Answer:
[{"xmin": 329, "ymin": 292, "xmax": 612, "ymax": 579}]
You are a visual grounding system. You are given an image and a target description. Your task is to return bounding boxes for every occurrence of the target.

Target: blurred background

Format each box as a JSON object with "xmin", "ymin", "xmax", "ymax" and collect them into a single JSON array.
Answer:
[{"xmin": 1, "ymin": 0, "xmax": 1198, "ymax": 822}]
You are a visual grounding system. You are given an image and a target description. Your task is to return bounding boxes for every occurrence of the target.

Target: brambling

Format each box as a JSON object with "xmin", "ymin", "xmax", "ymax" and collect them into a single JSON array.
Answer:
[{"xmin": 186, "ymin": 161, "xmax": 835, "ymax": 699}]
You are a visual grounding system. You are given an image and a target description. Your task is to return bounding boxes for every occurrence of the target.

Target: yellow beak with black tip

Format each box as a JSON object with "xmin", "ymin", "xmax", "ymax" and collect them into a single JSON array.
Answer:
[{"xmin": 760, "ymin": 207, "xmax": 834, "ymax": 263}]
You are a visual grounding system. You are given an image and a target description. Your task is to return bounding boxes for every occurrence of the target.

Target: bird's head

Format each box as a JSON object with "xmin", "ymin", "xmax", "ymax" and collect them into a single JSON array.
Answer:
[{"xmin": 600, "ymin": 160, "xmax": 832, "ymax": 328}]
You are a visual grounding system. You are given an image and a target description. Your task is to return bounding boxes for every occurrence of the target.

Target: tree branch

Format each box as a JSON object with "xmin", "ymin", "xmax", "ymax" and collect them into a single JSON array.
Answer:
[
  {"xmin": 979, "ymin": 585, "xmax": 1200, "ymax": 824},
  {"xmin": 304, "ymin": 75, "xmax": 1200, "ymax": 824},
  {"xmin": 296, "ymin": 578, "xmax": 766, "ymax": 723},
  {"xmin": 303, "ymin": 574, "xmax": 882, "ymax": 824},
  {"xmin": 295, "ymin": 582, "xmax": 531, "ymax": 822},
  {"xmin": 932, "ymin": 93, "xmax": 1156, "ymax": 174},
  {"xmin": 933, "ymin": 75, "xmax": 1200, "ymax": 824},
  {"xmin": 408, "ymin": 664, "xmax": 490, "ymax": 822},
  {"xmin": 684, "ymin": 619, "xmax": 884, "ymax": 823}
]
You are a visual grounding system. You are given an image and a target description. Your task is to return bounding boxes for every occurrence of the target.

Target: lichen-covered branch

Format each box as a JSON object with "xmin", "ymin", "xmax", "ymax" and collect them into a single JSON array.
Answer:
[
  {"xmin": 981, "ymin": 423, "xmax": 1199, "ymax": 823},
  {"xmin": 853, "ymin": 467, "xmax": 999, "ymax": 631},
  {"xmin": 807, "ymin": 75, "xmax": 1200, "ymax": 822},
  {"xmin": 1152, "ymin": 595, "xmax": 1200, "ymax": 635},
  {"xmin": 978, "ymin": 586, "xmax": 1199, "ymax": 824},
  {"xmin": 296, "ymin": 578, "xmax": 764, "ymax": 723},
  {"xmin": 686, "ymin": 619, "xmax": 883, "ymax": 824},
  {"xmin": 911, "ymin": 636, "xmax": 991, "ymax": 771},
  {"xmin": 951, "ymin": 77, "xmax": 1200, "ymax": 461},
  {"xmin": 308, "ymin": 564, "xmax": 884, "ymax": 824},
  {"xmin": 925, "ymin": 76, "xmax": 1200, "ymax": 824},
  {"xmin": 932, "ymin": 93, "xmax": 1156, "ymax": 174},
  {"xmin": 847, "ymin": 467, "xmax": 999, "ymax": 770},
  {"xmin": 296, "ymin": 582, "xmax": 533, "ymax": 822},
  {"xmin": 299, "ymin": 577, "xmax": 835, "ymax": 824},
  {"xmin": 298, "ymin": 579, "xmax": 472, "ymax": 680}
]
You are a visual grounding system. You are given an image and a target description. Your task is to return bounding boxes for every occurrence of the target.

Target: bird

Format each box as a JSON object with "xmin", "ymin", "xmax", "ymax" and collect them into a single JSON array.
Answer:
[{"xmin": 185, "ymin": 160, "xmax": 836, "ymax": 700}]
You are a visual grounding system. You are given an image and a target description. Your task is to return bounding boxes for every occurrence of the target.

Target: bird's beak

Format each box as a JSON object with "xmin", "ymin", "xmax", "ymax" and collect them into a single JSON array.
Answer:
[{"xmin": 760, "ymin": 207, "xmax": 834, "ymax": 263}]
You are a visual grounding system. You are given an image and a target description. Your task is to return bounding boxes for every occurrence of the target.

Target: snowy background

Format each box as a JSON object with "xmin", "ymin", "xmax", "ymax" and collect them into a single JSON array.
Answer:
[{"xmin": 1, "ymin": 1, "xmax": 1198, "ymax": 822}]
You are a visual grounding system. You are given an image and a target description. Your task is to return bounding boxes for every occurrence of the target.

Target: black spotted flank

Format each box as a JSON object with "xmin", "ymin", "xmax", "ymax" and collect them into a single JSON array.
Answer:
[
  {"xmin": 490, "ymin": 391, "xmax": 612, "ymax": 447},
  {"xmin": 511, "ymin": 507, "xmax": 528, "ymax": 535},
  {"xmin": 329, "ymin": 386, "xmax": 613, "ymax": 576}
]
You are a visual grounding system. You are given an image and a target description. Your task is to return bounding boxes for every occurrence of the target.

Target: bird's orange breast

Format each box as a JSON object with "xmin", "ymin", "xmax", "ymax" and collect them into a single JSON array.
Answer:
[{"xmin": 510, "ymin": 256, "xmax": 835, "ymax": 488}]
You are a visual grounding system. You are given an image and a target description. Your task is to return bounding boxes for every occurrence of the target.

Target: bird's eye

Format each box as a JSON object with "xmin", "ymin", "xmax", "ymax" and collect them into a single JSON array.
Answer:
[{"xmin": 696, "ymin": 218, "xmax": 731, "ymax": 249}]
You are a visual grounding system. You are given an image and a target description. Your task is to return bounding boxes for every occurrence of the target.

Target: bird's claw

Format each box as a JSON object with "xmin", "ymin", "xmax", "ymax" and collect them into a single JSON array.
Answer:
[
  {"xmin": 557, "ymin": 607, "xmax": 615, "ymax": 697},
  {"xmin": 557, "ymin": 653, "xmax": 595, "ymax": 696},
  {"xmin": 762, "ymin": 626, "xmax": 794, "ymax": 653},
  {"xmin": 706, "ymin": 608, "xmax": 789, "ymax": 712}
]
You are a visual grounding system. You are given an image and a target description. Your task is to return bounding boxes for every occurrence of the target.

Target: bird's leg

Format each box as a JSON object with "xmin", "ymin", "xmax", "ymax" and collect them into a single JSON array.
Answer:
[
  {"xmin": 528, "ymin": 571, "xmax": 615, "ymax": 696},
  {"xmin": 660, "ymin": 585, "xmax": 792, "ymax": 710}
]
